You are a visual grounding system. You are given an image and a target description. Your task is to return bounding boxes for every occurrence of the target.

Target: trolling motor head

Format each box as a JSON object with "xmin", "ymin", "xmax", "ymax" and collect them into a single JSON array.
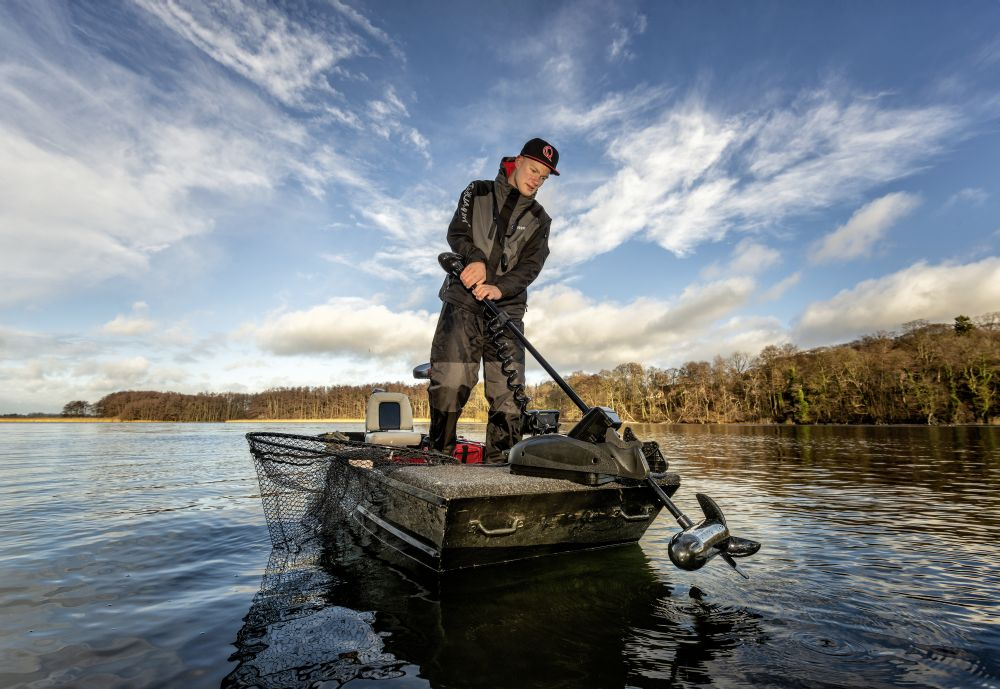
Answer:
[
  {"xmin": 439, "ymin": 252, "xmax": 465, "ymax": 277},
  {"xmin": 510, "ymin": 405, "xmax": 653, "ymax": 485},
  {"xmin": 668, "ymin": 493, "xmax": 761, "ymax": 575}
]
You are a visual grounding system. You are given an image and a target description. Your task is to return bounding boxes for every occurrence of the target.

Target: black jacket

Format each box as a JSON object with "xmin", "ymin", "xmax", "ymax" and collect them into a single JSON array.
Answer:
[{"xmin": 439, "ymin": 157, "xmax": 551, "ymax": 317}]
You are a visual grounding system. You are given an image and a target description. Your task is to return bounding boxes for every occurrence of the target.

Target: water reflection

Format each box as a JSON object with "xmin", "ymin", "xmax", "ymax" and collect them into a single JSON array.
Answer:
[
  {"xmin": 224, "ymin": 531, "xmax": 766, "ymax": 689},
  {"xmin": 223, "ymin": 544, "xmax": 405, "ymax": 687}
]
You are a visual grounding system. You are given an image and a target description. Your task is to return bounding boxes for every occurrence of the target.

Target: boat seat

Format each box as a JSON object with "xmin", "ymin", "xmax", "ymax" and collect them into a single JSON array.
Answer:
[{"xmin": 364, "ymin": 391, "xmax": 423, "ymax": 447}]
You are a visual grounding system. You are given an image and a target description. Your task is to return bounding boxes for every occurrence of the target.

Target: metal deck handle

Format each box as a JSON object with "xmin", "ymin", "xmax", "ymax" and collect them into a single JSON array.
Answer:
[
  {"xmin": 616, "ymin": 507, "xmax": 652, "ymax": 522},
  {"xmin": 470, "ymin": 517, "xmax": 524, "ymax": 536}
]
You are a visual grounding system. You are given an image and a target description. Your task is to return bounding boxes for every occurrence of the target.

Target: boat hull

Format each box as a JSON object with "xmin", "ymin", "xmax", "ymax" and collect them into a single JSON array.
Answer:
[{"xmin": 329, "ymin": 463, "xmax": 680, "ymax": 571}]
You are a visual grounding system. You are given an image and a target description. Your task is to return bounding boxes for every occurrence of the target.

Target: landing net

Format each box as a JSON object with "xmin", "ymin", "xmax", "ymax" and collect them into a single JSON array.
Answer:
[{"xmin": 246, "ymin": 432, "xmax": 459, "ymax": 550}]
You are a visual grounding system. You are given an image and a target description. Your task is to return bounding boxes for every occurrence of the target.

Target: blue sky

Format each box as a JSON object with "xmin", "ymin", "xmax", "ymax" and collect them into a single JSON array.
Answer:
[{"xmin": 1, "ymin": 0, "xmax": 998, "ymax": 414}]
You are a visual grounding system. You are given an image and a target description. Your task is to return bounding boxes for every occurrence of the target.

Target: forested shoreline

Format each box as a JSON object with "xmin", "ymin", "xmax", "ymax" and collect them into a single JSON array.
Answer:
[{"xmin": 48, "ymin": 315, "xmax": 999, "ymax": 425}]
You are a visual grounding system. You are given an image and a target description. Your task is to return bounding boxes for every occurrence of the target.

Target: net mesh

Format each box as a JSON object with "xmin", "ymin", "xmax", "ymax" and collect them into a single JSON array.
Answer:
[{"xmin": 246, "ymin": 432, "xmax": 461, "ymax": 550}]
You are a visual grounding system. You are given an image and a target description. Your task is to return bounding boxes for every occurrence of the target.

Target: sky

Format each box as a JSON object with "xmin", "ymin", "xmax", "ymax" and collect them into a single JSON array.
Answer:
[{"xmin": 1, "ymin": 0, "xmax": 999, "ymax": 414}]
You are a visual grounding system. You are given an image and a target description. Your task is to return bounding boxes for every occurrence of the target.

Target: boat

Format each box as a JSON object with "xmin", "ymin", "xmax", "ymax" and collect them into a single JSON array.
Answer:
[
  {"xmin": 245, "ymin": 388, "xmax": 681, "ymax": 572},
  {"xmin": 244, "ymin": 252, "xmax": 760, "ymax": 578}
]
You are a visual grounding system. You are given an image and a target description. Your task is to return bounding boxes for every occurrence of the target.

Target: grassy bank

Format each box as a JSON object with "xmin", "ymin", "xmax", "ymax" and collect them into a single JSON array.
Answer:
[{"xmin": 0, "ymin": 418, "xmax": 149, "ymax": 423}]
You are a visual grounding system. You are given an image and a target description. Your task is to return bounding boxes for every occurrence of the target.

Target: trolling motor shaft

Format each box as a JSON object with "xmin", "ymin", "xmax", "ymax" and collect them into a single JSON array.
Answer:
[{"xmin": 436, "ymin": 252, "xmax": 761, "ymax": 578}]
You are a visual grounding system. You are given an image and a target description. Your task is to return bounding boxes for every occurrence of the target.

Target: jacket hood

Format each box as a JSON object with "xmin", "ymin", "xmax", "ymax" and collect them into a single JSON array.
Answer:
[{"xmin": 499, "ymin": 156, "xmax": 517, "ymax": 179}]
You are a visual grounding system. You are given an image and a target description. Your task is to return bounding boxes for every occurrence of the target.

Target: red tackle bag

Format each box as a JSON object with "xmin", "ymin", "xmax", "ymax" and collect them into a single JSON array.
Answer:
[{"xmin": 453, "ymin": 441, "xmax": 484, "ymax": 464}]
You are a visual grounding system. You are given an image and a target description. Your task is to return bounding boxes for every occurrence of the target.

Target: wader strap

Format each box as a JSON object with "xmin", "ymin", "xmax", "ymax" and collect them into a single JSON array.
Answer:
[{"xmin": 488, "ymin": 186, "xmax": 520, "ymax": 277}]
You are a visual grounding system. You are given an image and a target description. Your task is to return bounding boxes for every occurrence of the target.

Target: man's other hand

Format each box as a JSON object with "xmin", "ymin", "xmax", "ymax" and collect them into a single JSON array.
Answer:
[
  {"xmin": 473, "ymin": 283, "xmax": 502, "ymax": 301},
  {"xmin": 460, "ymin": 261, "xmax": 486, "ymax": 289}
]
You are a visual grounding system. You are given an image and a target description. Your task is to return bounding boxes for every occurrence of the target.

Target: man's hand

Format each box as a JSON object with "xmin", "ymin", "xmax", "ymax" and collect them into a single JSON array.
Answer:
[
  {"xmin": 460, "ymin": 261, "xmax": 486, "ymax": 289},
  {"xmin": 473, "ymin": 283, "xmax": 502, "ymax": 301}
]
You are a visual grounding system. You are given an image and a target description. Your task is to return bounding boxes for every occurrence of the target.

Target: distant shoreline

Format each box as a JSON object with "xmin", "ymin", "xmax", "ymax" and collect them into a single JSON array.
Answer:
[
  {"xmin": 0, "ymin": 418, "xmax": 140, "ymax": 423},
  {"xmin": 1, "ymin": 417, "xmax": 995, "ymax": 427},
  {"xmin": 0, "ymin": 417, "xmax": 434, "ymax": 424}
]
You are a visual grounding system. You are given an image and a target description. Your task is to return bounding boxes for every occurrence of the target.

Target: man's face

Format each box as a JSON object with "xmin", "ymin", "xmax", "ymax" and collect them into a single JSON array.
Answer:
[{"xmin": 510, "ymin": 156, "xmax": 551, "ymax": 197}]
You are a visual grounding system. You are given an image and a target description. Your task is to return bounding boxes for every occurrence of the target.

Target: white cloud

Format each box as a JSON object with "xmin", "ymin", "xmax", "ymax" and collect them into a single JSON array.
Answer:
[
  {"xmin": 945, "ymin": 187, "xmax": 989, "ymax": 207},
  {"xmin": 0, "ymin": 3, "xmax": 436, "ymax": 309},
  {"xmin": 240, "ymin": 275, "xmax": 775, "ymax": 387},
  {"xmin": 811, "ymin": 192, "xmax": 921, "ymax": 264},
  {"xmin": 648, "ymin": 277, "xmax": 758, "ymax": 333},
  {"xmin": 0, "ymin": 310, "xmax": 245, "ymax": 411},
  {"xmin": 552, "ymin": 90, "xmax": 963, "ymax": 270},
  {"xmin": 132, "ymin": 0, "xmax": 360, "ymax": 106},
  {"xmin": 703, "ymin": 239, "xmax": 782, "ymax": 282},
  {"xmin": 522, "ymin": 277, "xmax": 764, "ymax": 372},
  {"xmin": 0, "ymin": 350, "xmax": 187, "ymax": 413},
  {"xmin": 254, "ymin": 298, "xmax": 437, "ymax": 359},
  {"xmin": 364, "ymin": 86, "xmax": 431, "ymax": 159},
  {"xmin": 408, "ymin": 128, "xmax": 432, "ymax": 162},
  {"xmin": 0, "ymin": 4, "xmax": 372, "ymax": 306},
  {"xmin": 361, "ymin": 193, "xmax": 443, "ymax": 241},
  {"xmin": 0, "ymin": 111, "xmax": 298, "ymax": 304},
  {"xmin": 608, "ymin": 13, "xmax": 647, "ymax": 62},
  {"xmin": 761, "ymin": 272, "xmax": 802, "ymax": 301},
  {"xmin": 368, "ymin": 86, "xmax": 409, "ymax": 137},
  {"xmin": 333, "ymin": 181, "xmax": 453, "ymax": 281},
  {"xmin": 795, "ymin": 257, "xmax": 1000, "ymax": 344},
  {"xmin": 99, "ymin": 302, "xmax": 157, "ymax": 337},
  {"xmin": 464, "ymin": 3, "xmax": 668, "ymax": 147},
  {"xmin": 328, "ymin": 0, "xmax": 406, "ymax": 62},
  {"xmin": 133, "ymin": 1, "xmax": 428, "ymax": 160},
  {"xmin": 546, "ymin": 85, "xmax": 671, "ymax": 135},
  {"xmin": 552, "ymin": 102, "xmax": 740, "ymax": 265},
  {"xmin": 322, "ymin": 253, "xmax": 411, "ymax": 283},
  {"xmin": 324, "ymin": 105, "xmax": 364, "ymax": 129},
  {"xmin": 80, "ymin": 356, "xmax": 153, "ymax": 388},
  {"xmin": 101, "ymin": 314, "xmax": 156, "ymax": 337},
  {"xmin": 976, "ymin": 35, "xmax": 1000, "ymax": 67},
  {"xmin": 729, "ymin": 239, "xmax": 782, "ymax": 275},
  {"xmin": 0, "ymin": 327, "xmax": 93, "ymax": 362}
]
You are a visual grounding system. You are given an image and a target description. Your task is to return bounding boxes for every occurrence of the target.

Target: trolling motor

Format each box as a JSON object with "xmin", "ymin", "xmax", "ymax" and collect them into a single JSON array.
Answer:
[{"xmin": 437, "ymin": 252, "xmax": 761, "ymax": 578}]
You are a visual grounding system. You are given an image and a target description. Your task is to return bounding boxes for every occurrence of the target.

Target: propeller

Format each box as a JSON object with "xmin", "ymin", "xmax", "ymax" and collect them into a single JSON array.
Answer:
[{"xmin": 667, "ymin": 493, "xmax": 761, "ymax": 579}]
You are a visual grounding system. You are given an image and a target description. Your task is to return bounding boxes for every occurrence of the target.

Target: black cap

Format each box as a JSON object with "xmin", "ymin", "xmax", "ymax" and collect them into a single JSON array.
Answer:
[{"xmin": 519, "ymin": 138, "xmax": 560, "ymax": 175}]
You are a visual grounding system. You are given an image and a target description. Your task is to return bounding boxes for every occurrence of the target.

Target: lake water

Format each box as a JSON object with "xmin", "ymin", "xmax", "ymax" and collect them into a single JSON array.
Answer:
[{"xmin": 1, "ymin": 422, "xmax": 998, "ymax": 688}]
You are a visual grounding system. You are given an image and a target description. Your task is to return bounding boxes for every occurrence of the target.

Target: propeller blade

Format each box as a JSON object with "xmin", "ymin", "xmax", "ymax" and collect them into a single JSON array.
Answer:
[
  {"xmin": 720, "ymin": 536, "xmax": 761, "ymax": 558},
  {"xmin": 696, "ymin": 492, "xmax": 727, "ymax": 525}
]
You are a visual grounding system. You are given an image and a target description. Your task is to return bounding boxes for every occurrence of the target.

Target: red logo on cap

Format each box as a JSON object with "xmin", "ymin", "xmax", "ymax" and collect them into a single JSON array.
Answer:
[{"xmin": 542, "ymin": 145, "xmax": 554, "ymax": 161}]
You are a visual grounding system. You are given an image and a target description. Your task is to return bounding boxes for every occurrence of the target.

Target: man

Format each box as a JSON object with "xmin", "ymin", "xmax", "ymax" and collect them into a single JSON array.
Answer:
[{"xmin": 428, "ymin": 138, "xmax": 560, "ymax": 462}]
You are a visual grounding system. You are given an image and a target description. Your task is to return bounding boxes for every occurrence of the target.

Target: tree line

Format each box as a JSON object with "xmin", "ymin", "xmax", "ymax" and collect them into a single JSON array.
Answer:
[
  {"xmin": 63, "ymin": 314, "xmax": 998, "ymax": 425},
  {"xmin": 67, "ymin": 381, "xmax": 433, "ymax": 423}
]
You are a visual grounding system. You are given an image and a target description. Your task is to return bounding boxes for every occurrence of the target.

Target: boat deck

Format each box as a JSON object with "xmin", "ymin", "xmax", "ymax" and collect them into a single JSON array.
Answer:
[{"xmin": 388, "ymin": 463, "xmax": 680, "ymax": 499}]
